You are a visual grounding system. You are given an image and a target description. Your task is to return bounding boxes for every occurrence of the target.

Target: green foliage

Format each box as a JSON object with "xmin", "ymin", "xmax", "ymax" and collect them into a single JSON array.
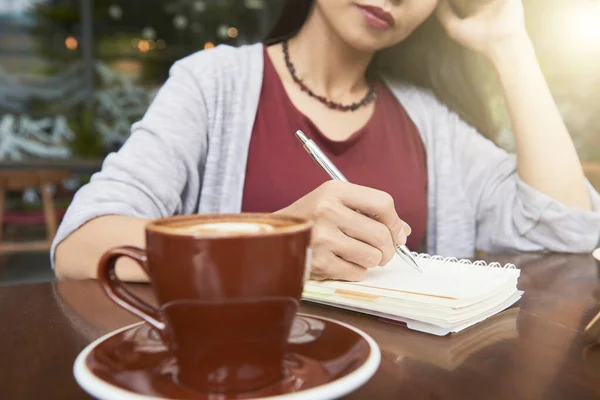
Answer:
[
  {"xmin": 26, "ymin": 0, "xmax": 278, "ymax": 159},
  {"xmin": 67, "ymin": 105, "xmax": 103, "ymax": 158}
]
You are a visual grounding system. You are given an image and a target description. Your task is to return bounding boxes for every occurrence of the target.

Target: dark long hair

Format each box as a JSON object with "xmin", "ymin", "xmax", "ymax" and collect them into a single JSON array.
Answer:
[{"xmin": 265, "ymin": 0, "xmax": 497, "ymax": 141}]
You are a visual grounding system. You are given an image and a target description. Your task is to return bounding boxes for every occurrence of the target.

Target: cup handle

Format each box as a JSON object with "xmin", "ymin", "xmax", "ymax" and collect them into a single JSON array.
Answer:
[{"xmin": 97, "ymin": 246, "xmax": 165, "ymax": 332}]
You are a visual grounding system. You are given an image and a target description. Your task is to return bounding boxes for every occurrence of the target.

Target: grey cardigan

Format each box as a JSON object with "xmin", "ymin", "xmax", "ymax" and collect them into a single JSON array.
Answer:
[{"xmin": 51, "ymin": 43, "xmax": 600, "ymax": 265}]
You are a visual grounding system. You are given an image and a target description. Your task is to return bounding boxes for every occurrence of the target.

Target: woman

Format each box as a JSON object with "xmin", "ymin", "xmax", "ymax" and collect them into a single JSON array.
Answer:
[{"xmin": 53, "ymin": 0, "xmax": 600, "ymax": 282}]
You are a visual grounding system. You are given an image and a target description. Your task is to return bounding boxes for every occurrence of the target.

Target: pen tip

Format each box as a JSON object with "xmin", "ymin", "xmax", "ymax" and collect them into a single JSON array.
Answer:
[{"xmin": 295, "ymin": 130, "xmax": 309, "ymax": 145}]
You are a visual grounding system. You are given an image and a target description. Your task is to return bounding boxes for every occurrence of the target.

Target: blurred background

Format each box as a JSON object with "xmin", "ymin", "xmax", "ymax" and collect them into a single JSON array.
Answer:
[{"xmin": 0, "ymin": 0, "xmax": 598, "ymax": 285}]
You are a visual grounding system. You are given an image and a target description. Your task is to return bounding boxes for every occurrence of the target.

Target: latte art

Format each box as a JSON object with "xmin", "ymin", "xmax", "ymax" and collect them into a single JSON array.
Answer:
[
  {"xmin": 180, "ymin": 222, "xmax": 276, "ymax": 235},
  {"xmin": 147, "ymin": 214, "xmax": 311, "ymax": 236}
]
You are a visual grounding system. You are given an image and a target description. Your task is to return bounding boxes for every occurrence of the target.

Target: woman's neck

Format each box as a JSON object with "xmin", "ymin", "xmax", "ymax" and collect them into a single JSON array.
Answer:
[{"xmin": 287, "ymin": 7, "xmax": 375, "ymax": 101}]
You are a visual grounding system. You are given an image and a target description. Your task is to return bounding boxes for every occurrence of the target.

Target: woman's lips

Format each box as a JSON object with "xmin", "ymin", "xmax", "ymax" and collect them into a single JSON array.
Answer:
[{"xmin": 357, "ymin": 5, "xmax": 395, "ymax": 30}]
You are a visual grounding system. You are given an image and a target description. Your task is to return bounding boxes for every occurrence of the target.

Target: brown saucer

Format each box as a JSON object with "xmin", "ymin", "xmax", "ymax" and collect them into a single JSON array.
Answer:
[{"xmin": 74, "ymin": 314, "xmax": 380, "ymax": 400}]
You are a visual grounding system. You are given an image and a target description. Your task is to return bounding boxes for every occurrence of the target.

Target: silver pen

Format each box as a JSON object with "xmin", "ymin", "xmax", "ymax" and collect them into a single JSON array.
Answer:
[{"xmin": 295, "ymin": 130, "xmax": 422, "ymax": 273}]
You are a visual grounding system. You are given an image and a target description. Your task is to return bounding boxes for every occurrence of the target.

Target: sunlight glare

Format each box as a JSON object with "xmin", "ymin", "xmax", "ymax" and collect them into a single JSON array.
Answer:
[{"xmin": 565, "ymin": 3, "xmax": 600, "ymax": 53}]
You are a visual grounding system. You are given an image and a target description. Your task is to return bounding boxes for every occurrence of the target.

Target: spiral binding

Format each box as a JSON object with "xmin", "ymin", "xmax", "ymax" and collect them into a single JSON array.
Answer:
[{"xmin": 409, "ymin": 252, "xmax": 516, "ymax": 270}]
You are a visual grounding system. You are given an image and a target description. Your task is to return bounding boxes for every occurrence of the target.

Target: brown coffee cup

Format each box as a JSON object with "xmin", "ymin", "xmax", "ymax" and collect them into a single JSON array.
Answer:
[{"xmin": 97, "ymin": 213, "xmax": 312, "ymax": 393}]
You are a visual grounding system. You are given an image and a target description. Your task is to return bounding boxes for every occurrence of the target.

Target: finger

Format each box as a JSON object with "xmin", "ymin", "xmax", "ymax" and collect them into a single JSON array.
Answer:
[
  {"xmin": 330, "ymin": 228, "xmax": 385, "ymax": 269},
  {"xmin": 436, "ymin": 0, "xmax": 466, "ymax": 40},
  {"xmin": 332, "ymin": 206, "xmax": 395, "ymax": 265},
  {"xmin": 311, "ymin": 249, "xmax": 368, "ymax": 282},
  {"xmin": 310, "ymin": 220, "xmax": 383, "ymax": 267},
  {"xmin": 333, "ymin": 182, "xmax": 410, "ymax": 244}
]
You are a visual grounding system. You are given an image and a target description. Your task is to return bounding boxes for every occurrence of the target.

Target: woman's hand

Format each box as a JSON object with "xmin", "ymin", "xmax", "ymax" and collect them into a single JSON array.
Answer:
[
  {"xmin": 436, "ymin": 0, "xmax": 528, "ymax": 62},
  {"xmin": 276, "ymin": 181, "xmax": 411, "ymax": 282},
  {"xmin": 437, "ymin": 2, "xmax": 592, "ymax": 212}
]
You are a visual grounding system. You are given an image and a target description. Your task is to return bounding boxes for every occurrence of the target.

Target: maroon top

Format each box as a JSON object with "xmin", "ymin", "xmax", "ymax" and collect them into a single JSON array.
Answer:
[{"xmin": 242, "ymin": 47, "xmax": 428, "ymax": 251}]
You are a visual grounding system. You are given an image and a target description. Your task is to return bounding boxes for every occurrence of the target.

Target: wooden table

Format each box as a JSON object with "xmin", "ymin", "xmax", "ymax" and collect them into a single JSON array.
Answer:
[{"xmin": 1, "ymin": 253, "xmax": 600, "ymax": 399}]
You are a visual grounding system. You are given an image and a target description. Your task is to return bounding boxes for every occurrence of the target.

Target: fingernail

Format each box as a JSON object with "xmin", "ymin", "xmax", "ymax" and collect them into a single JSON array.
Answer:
[{"xmin": 404, "ymin": 224, "xmax": 412, "ymax": 236}]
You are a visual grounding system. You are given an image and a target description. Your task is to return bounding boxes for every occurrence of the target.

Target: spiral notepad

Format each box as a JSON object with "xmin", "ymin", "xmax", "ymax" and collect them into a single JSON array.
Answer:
[{"xmin": 302, "ymin": 252, "xmax": 523, "ymax": 336}]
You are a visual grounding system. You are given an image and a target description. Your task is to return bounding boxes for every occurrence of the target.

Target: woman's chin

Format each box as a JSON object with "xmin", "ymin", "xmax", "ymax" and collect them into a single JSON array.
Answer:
[{"xmin": 340, "ymin": 30, "xmax": 396, "ymax": 54}]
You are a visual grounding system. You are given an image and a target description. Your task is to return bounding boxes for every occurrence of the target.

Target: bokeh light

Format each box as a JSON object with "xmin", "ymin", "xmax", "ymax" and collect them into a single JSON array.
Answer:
[
  {"xmin": 138, "ymin": 40, "xmax": 151, "ymax": 52},
  {"xmin": 227, "ymin": 27, "xmax": 239, "ymax": 38},
  {"xmin": 65, "ymin": 36, "xmax": 78, "ymax": 50}
]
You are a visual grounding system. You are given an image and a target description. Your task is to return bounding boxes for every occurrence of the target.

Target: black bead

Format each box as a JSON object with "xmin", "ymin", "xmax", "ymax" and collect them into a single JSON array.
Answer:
[{"xmin": 282, "ymin": 40, "xmax": 376, "ymax": 112}]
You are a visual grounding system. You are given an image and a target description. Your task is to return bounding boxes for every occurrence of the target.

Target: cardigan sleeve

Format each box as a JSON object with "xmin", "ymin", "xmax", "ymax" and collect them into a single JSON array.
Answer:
[
  {"xmin": 50, "ymin": 59, "xmax": 210, "ymax": 266},
  {"xmin": 448, "ymin": 111, "xmax": 600, "ymax": 253}
]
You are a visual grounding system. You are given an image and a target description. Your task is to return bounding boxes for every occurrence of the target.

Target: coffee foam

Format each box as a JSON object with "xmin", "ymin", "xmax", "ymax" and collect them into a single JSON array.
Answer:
[
  {"xmin": 156, "ymin": 221, "xmax": 281, "ymax": 236},
  {"xmin": 181, "ymin": 222, "xmax": 275, "ymax": 234},
  {"xmin": 147, "ymin": 214, "xmax": 312, "ymax": 236}
]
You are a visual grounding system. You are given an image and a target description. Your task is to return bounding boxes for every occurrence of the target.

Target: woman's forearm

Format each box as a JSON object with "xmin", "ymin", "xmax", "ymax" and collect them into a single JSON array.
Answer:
[
  {"xmin": 54, "ymin": 215, "xmax": 150, "ymax": 282},
  {"xmin": 490, "ymin": 36, "xmax": 591, "ymax": 210}
]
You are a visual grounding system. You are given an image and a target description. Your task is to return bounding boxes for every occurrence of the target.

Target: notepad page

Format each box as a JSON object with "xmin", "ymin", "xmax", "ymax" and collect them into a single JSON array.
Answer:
[
  {"xmin": 308, "ymin": 290, "xmax": 523, "ymax": 336},
  {"xmin": 339, "ymin": 254, "xmax": 520, "ymax": 300},
  {"xmin": 309, "ymin": 285, "xmax": 519, "ymax": 324}
]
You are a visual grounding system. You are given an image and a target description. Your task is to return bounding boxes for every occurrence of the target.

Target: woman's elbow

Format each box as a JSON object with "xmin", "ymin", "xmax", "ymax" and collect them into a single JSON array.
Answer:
[{"xmin": 54, "ymin": 238, "xmax": 97, "ymax": 280}]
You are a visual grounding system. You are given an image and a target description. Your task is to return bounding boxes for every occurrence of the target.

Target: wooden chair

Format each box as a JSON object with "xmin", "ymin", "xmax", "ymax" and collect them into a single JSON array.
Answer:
[{"xmin": 0, "ymin": 169, "xmax": 70, "ymax": 254}]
